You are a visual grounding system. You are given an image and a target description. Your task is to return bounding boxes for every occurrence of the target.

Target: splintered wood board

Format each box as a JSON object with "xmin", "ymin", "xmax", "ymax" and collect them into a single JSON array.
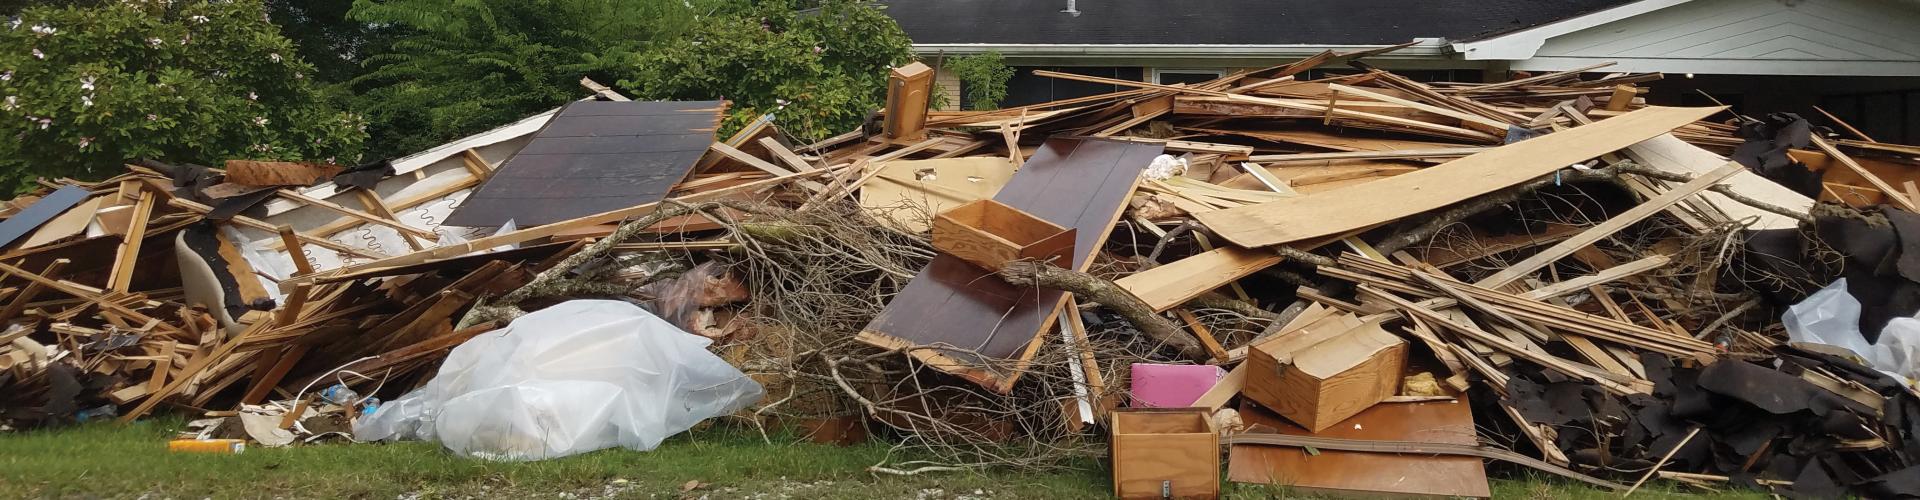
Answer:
[
  {"xmin": 1229, "ymin": 396, "xmax": 1489, "ymax": 498},
  {"xmin": 1193, "ymin": 106, "xmax": 1724, "ymax": 248},
  {"xmin": 858, "ymin": 138, "xmax": 1161, "ymax": 392}
]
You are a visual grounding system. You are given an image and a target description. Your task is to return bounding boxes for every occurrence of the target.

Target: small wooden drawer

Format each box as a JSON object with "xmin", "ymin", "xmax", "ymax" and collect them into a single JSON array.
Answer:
[
  {"xmin": 931, "ymin": 199, "xmax": 1075, "ymax": 272},
  {"xmin": 1110, "ymin": 407, "xmax": 1218, "ymax": 499}
]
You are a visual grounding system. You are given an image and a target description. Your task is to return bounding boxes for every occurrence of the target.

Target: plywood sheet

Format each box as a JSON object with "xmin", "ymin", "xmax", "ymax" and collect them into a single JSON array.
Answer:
[
  {"xmin": 859, "ymin": 138, "xmax": 1160, "ymax": 385},
  {"xmin": 445, "ymin": 100, "xmax": 724, "ymax": 227},
  {"xmin": 0, "ymin": 185, "xmax": 89, "ymax": 249},
  {"xmin": 19, "ymin": 196, "xmax": 103, "ymax": 249},
  {"xmin": 1195, "ymin": 106, "xmax": 1723, "ymax": 248},
  {"xmin": 859, "ymin": 157, "xmax": 1015, "ymax": 232},
  {"xmin": 1229, "ymin": 395, "xmax": 1489, "ymax": 498}
]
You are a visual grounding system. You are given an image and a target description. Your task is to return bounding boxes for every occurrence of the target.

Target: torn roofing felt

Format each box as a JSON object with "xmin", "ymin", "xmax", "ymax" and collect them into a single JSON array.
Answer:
[{"xmin": 443, "ymin": 99, "xmax": 726, "ymax": 227}]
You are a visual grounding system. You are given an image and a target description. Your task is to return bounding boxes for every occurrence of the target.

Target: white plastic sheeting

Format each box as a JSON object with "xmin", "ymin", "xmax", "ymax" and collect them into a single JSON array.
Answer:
[
  {"xmin": 1783, "ymin": 278, "xmax": 1920, "ymax": 385},
  {"xmin": 354, "ymin": 300, "xmax": 763, "ymax": 460}
]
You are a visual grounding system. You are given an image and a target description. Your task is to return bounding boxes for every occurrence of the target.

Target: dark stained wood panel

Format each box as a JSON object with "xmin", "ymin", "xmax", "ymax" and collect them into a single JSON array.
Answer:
[
  {"xmin": 445, "ymin": 100, "xmax": 724, "ymax": 227},
  {"xmin": 1228, "ymin": 394, "xmax": 1490, "ymax": 498},
  {"xmin": 859, "ymin": 138, "xmax": 1161, "ymax": 390}
]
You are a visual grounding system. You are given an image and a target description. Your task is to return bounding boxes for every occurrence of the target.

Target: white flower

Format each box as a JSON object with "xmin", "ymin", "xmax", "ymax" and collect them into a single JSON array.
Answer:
[
  {"xmin": 147, "ymin": 38, "xmax": 163, "ymax": 48},
  {"xmin": 37, "ymin": 118, "xmax": 50, "ymax": 129},
  {"xmin": 30, "ymin": 49, "xmax": 43, "ymax": 59},
  {"xmin": 2, "ymin": 96, "xmax": 14, "ymax": 110},
  {"xmin": 29, "ymin": 25, "xmax": 54, "ymax": 36},
  {"xmin": 80, "ymin": 95, "xmax": 91, "ymax": 107},
  {"xmin": 7, "ymin": 18, "xmax": 19, "ymax": 30},
  {"xmin": 79, "ymin": 76, "xmax": 94, "ymax": 91},
  {"xmin": 1, "ymin": 71, "xmax": 11, "ymax": 81},
  {"xmin": 146, "ymin": 114, "xmax": 157, "ymax": 121},
  {"xmin": 252, "ymin": 116, "xmax": 268, "ymax": 126},
  {"xmin": 247, "ymin": 91, "xmax": 257, "ymax": 101},
  {"xmin": 293, "ymin": 72, "xmax": 303, "ymax": 80},
  {"xmin": 76, "ymin": 136, "xmax": 90, "ymax": 149},
  {"xmin": 190, "ymin": 15, "xmax": 209, "ymax": 23},
  {"xmin": 268, "ymin": 53, "xmax": 282, "ymax": 63}
]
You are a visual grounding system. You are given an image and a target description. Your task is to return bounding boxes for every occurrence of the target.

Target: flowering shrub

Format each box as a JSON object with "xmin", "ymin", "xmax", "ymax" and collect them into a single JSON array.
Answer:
[{"xmin": 0, "ymin": 0, "xmax": 365, "ymax": 190}]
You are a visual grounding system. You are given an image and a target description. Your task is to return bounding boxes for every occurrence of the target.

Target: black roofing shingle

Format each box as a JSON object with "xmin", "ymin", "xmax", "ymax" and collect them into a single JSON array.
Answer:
[{"xmin": 880, "ymin": 0, "xmax": 1630, "ymax": 46}]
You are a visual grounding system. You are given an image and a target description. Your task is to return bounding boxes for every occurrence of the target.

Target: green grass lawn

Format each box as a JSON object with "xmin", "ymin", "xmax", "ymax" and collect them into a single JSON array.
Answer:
[{"xmin": 0, "ymin": 419, "xmax": 1756, "ymax": 499}]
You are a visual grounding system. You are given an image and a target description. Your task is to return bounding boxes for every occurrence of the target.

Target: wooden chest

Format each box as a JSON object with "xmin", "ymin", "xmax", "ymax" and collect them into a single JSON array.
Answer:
[
  {"xmin": 1244, "ymin": 317, "xmax": 1407, "ymax": 432},
  {"xmin": 931, "ymin": 199, "xmax": 1075, "ymax": 272},
  {"xmin": 1110, "ymin": 408, "xmax": 1218, "ymax": 499}
]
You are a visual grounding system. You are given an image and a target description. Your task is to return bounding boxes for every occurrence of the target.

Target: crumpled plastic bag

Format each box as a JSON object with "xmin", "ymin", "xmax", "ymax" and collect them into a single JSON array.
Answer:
[
  {"xmin": 1784, "ymin": 278, "xmax": 1920, "ymax": 384},
  {"xmin": 353, "ymin": 300, "xmax": 763, "ymax": 460}
]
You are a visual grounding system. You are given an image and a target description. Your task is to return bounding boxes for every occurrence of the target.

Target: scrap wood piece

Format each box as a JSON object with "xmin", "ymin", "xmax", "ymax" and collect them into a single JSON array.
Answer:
[
  {"xmin": 1194, "ymin": 106, "xmax": 1723, "ymax": 249},
  {"xmin": 119, "ymin": 318, "xmax": 272, "ymax": 422},
  {"xmin": 857, "ymin": 138, "xmax": 1166, "ymax": 392},
  {"xmin": 1474, "ymin": 161, "xmax": 1745, "ymax": 288},
  {"xmin": 1034, "ymin": 70, "xmax": 1499, "ymax": 143},
  {"xmin": 1222, "ymin": 432, "xmax": 1624, "ymax": 491},
  {"xmin": 224, "ymin": 160, "xmax": 344, "ymax": 187},
  {"xmin": 1567, "ymin": 112, "xmax": 1807, "ymax": 230},
  {"xmin": 19, "ymin": 195, "xmax": 105, "ymax": 249},
  {"xmin": 0, "ymin": 258, "xmax": 68, "ymax": 322},
  {"xmin": 0, "ymin": 185, "xmax": 89, "ymax": 248},
  {"xmin": 1173, "ymin": 309, "xmax": 1230, "ymax": 362},
  {"xmin": 281, "ymin": 162, "xmax": 852, "ymax": 287},
  {"xmin": 1357, "ymin": 285, "xmax": 1641, "ymax": 395},
  {"xmin": 1812, "ymin": 135, "xmax": 1919, "ymax": 212},
  {"xmin": 163, "ymin": 195, "xmax": 383, "ymax": 260},
  {"xmin": 1225, "ymin": 397, "xmax": 1490, "ymax": 498}
]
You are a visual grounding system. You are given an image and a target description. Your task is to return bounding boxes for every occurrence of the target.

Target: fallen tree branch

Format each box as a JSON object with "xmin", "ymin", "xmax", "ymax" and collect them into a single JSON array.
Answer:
[{"xmin": 996, "ymin": 261, "xmax": 1206, "ymax": 360}]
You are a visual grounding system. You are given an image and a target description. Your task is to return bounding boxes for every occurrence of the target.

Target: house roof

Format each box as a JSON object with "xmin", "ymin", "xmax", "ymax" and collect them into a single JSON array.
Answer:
[{"xmin": 880, "ymin": 0, "xmax": 1631, "ymax": 46}]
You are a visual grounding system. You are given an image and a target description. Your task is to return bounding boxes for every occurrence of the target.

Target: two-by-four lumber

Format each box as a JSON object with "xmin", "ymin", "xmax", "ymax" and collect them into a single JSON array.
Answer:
[
  {"xmin": 106, "ymin": 185, "xmax": 155, "ymax": 293},
  {"xmin": 1174, "ymin": 309, "xmax": 1230, "ymax": 362},
  {"xmin": 1193, "ymin": 106, "xmax": 1724, "ymax": 249},
  {"xmin": 1357, "ymin": 285, "xmax": 1640, "ymax": 395},
  {"xmin": 1474, "ymin": 161, "xmax": 1745, "ymax": 288}
]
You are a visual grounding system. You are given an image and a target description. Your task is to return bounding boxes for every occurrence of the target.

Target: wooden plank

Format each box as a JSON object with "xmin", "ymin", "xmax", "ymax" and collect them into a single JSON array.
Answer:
[
  {"xmin": 1228, "ymin": 396, "xmax": 1489, "ymax": 497},
  {"xmin": 0, "ymin": 258, "xmax": 67, "ymax": 322},
  {"xmin": 1194, "ymin": 106, "xmax": 1723, "ymax": 249},
  {"xmin": 273, "ymin": 188, "xmax": 438, "ymax": 244},
  {"xmin": 106, "ymin": 188, "xmax": 155, "ymax": 293},
  {"xmin": 1118, "ymin": 246, "xmax": 1278, "ymax": 312},
  {"xmin": 1034, "ymin": 70, "xmax": 1499, "ymax": 142},
  {"xmin": 1328, "ymin": 83, "xmax": 1510, "ymax": 134},
  {"xmin": 1174, "ymin": 309, "xmax": 1230, "ymax": 362},
  {"xmin": 1812, "ymin": 135, "xmax": 1918, "ymax": 212},
  {"xmin": 1474, "ymin": 162, "xmax": 1743, "ymax": 288},
  {"xmin": 857, "ymin": 138, "xmax": 1159, "ymax": 392},
  {"xmin": 757, "ymin": 137, "xmax": 814, "ymax": 172}
]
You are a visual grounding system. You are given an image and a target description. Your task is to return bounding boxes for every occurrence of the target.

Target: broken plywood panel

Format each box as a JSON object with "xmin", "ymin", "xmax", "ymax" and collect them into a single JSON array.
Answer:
[
  {"xmin": 859, "ymin": 157, "xmax": 1014, "ymax": 232},
  {"xmin": 858, "ymin": 138, "xmax": 1160, "ymax": 392}
]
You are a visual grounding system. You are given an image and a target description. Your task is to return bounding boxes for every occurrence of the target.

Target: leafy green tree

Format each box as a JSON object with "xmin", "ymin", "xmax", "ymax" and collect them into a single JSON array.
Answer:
[
  {"xmin": 621, "ymin": 0, "xmax": 911, "ymax": 140},
  {"xmin": 0, "ymin": 1, "xmax": 366, "ymax": 188},
  {"xmin": 268, "ymin": 0, "xmax": 395, "ymax": 84},
  {"xmin": 949, "ymin": 51, "xmax": 1013, "ymax": 111},
  {"xmin": 348, "ymin": 0, "xmax": 712, "ymax": 159}
]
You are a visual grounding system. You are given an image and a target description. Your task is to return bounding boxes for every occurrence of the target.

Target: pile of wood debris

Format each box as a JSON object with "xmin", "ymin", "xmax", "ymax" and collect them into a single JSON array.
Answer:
[{"xmin": 4, "ymin": 51, "xmax": 1920, "ymax": 495}]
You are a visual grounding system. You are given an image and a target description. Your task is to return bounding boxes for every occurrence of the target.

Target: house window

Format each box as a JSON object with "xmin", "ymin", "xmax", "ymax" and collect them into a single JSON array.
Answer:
[{"xmin": 1153, "ymin": 69, "xmax": 1225, "ymax": 85}]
